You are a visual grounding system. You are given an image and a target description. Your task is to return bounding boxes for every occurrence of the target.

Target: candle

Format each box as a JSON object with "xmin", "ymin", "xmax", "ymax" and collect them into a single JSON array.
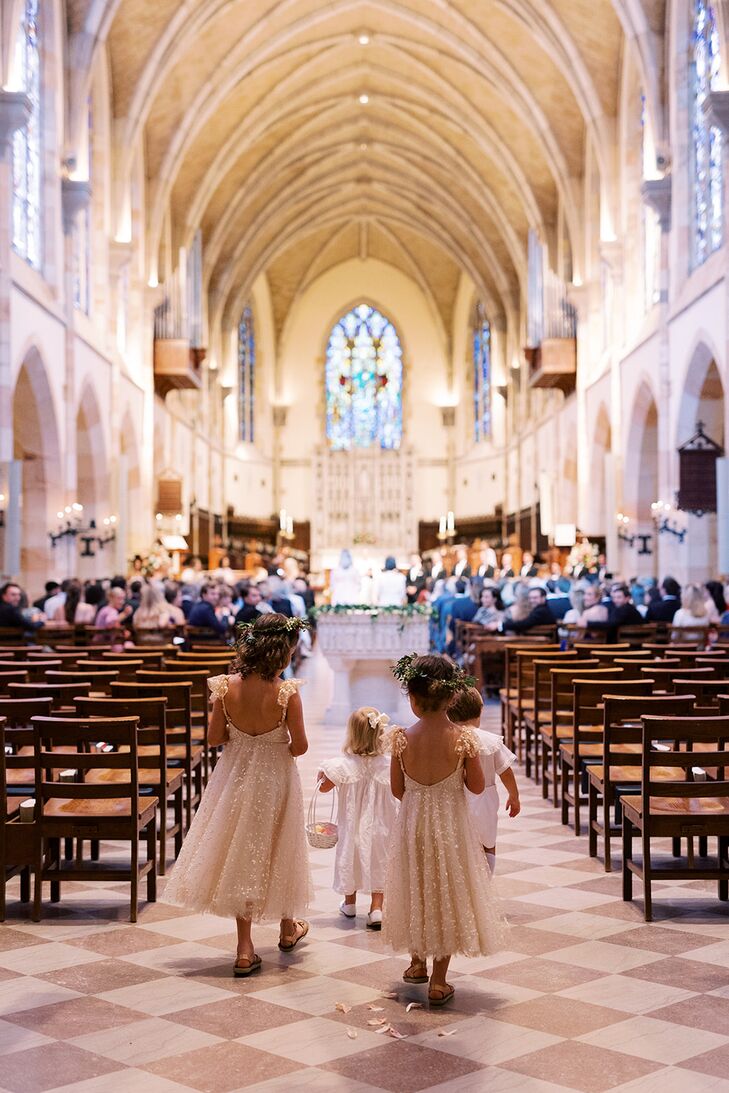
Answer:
[
  {"xmin": 447, "ymin": 511, "xmax": 455, "ymax": 532},
  {"xmin": 439, "ymin": 515, "xmax": 446, "ymax": 535},
  {"xmin": 279, "ymin": 509, "xmax": 287, "ymax": 531}
]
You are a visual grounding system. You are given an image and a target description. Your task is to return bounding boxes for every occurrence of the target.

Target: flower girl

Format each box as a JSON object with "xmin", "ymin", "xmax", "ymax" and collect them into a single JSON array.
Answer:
[
  {"xmin": 383, "ymin": 655, "xmax": 507, "ymax": 1006},
  {"xmin": 163, "ymin": 614, "xmax": 313, "ymax": 976},
  {"xmin": 318, "ymin": 706, "xmax": 397, "ymax": 929},
  {"xmin": 448, "ymin": 685, "xmax": 520, "ymax": 874}
]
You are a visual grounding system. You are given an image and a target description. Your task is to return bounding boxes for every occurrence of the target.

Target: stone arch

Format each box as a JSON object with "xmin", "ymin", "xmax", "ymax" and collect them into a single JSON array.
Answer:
[{"xmin": 12, "ymin": 347, "xmax": 62, "ymax": 590}]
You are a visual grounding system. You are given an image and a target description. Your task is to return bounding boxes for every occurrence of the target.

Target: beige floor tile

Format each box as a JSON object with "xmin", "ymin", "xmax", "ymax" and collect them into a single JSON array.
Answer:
[
  {"xmin": 99, "ymin": 975, "xmax": 236, "ymax": 1016},
  {"xmin": 236, "ymin": 1068, "xmax": 384, "ymax": 1093},
  {"xmin": 546, "ymin": 941, "xmax": 664, "ymax": 974},
  {"xmin": 0, "ymin": 1019, "xmax": 53, "ymax": 1056},
  {"xmin": 249, "ymin": 975, "xmax": 380, "ymax": 1016},
  {"xmin": 0, "ymin": 944, "xmax": 104, "ymax": 976},
  {"xmin": 524, "ymin": 912, "xmax": 637, "ymax": 941},
  {"xmin": 511, "ymin": 888, "xmax": 617, "ymax": 912},
  {"xmin": 679, "ymin": 940, "xmax": 729, "ymax": 968},
  {"xmin": 611, "ymin": 1067, "xmax": 729, "ymax": 1091},
  {"xmin": 578, "ymin": 1015, "xmax": 729, "ymax": 1065},
  {"xmin": 69, "ymin": 1016, "xmax": 222, "ymax": 1065},
  {"xmin": 558, "ymin": 973, "xmax": 697, "ymax": 1015},
  {"xmin": 0, "ymin": 978, "xmax": 81, "ymax": 1017},
  {"xmin": 238, "ymin": 1014, "xmax": 384, "ymax": 1064},
  {"xmin": 410, "ymin": 1013, "xmax": 561, "ymax": 1066},
  {"xmin": 50, "ymin": 1069, "xmax": 198, "ymax": 1093}
]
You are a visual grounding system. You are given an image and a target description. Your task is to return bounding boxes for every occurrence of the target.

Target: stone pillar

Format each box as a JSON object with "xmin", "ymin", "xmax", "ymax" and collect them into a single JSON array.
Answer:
[{"xmin": 0, "ymin": 92, "xmax": 31, "ymax": 466}]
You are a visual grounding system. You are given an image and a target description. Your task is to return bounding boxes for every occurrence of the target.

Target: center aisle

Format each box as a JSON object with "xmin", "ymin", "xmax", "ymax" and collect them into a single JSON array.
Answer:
[{"xmin": 1, "ymin": 652, "xmax": 728, "ymax": 1093}]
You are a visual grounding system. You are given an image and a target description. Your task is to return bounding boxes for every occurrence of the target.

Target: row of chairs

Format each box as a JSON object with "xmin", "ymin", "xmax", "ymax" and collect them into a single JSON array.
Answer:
[
  {"xmin": 498, "ymin": 639, "xmax": 729, "ymax": 919},
  {"xmin": 1, "ymin": 638, "xmax": 235, "ymax": 921}
]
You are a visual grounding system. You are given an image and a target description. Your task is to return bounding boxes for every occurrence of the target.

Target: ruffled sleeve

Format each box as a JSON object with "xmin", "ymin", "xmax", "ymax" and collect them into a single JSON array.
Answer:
[
  {"xmin": 455, "ymin": 727, "xmax": 480, "ymax": 759},
  {"xmin": 277, "ymin": 677, "xmax": 306, "ymax": 710},
  {"xmin": 208, "ymin": 674, "xmax": 229, "ymax": 702},
  {"xmin": 387, "ymin": 726, "xmax": 408, "ymax": 758},
  {"xmin": 320, "ymin": 756, "xmax": 361, "ymax": 785},
  {"xmin": 477, "ymin": 729, "xmax": 517, "ymax": 771}
]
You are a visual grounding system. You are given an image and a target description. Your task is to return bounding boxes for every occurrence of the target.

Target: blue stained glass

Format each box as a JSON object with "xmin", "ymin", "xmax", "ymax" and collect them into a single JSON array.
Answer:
[
  {"xmin": 238, "ymin": 306, "xmax": 255, "ymax": 443},
  {"xmin": 12, "ymin": 0, "xmax": 41, "ymax": 268},
  {"xmin": 325, "ymin": 304, "xmax": 403, "ymax": 450},
  {"xmin": 690, "ymin": 0, "xmax": 723, "ymax": 268},
  {"xmin": 473, "ymin": 303, "xmax": 491, "ymax": 442}
]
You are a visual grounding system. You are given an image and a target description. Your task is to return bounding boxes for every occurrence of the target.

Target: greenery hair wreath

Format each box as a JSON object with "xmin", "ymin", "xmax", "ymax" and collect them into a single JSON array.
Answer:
[
  {"xmin": 236, "ymin": 617, "xmax": 311, "ymax": 645},
  {"xmin": 391, "ymin": 652, "xmax": 476, "ymax": 693}
]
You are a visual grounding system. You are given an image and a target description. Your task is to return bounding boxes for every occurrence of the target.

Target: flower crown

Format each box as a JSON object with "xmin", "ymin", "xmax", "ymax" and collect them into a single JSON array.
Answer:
[
  {"xmin": 236, "ymin": 617, "xmax": 311, "ymax": 645},
  {"xmin": 391, "ymin": 653, "xmax": 476, "ymax": 692}
]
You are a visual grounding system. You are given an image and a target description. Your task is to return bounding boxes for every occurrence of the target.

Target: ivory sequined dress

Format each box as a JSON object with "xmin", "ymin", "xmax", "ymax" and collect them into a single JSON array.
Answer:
[
  {"xmin": 383, "ymin": 727, "xmax": 508, "ymax": 959},
  {"xmin": 163, "ymin": 676, "xmax": 312, "ymax": 921}
]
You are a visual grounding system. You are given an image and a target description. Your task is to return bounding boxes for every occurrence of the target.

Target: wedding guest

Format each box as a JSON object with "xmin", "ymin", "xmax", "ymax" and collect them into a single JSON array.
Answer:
[
  {"xmin": 43, "ymin": 578, "xmax": 71, "ymax": 620},
  {"xmin": 134, "ymin": 583, "xmax": 177, "ymax": 630},
  {"xmin": 520, "ymin": 551, "xmax": 538, "ymax": 578},
  {"xmin": 163, "ymin": 583, "xmax": 187, "ymax": 626},
  {"xmin": 561, "ymin": 585, "xmax": 585, "ymax": 628},
  {"xmin": 502, "ymin": 586, "xmax": 554, "ymax": 634},
  {"xmin": 53, "ymin": 580, "xmax": 82, "ymax": 625},
  {"xmin": 646, "ymin": 577, "xmax": 681, "ymax": 622},
  {"xmin": 330, "ymin": 549, "xmax": 362, "ymax": 605},
  {"xmin": 95, "ymin": 586, "xmax": 132, "ymax": 630},
  {"xmin": 453, "ymin": 547, "xmax": 471, "ymax": 579},
  {"xmin": 0, "ymin": 582, "xmax": 43, "ymax": 631},
  {"xmin": 477, "ymin": 547, "xmax": 497, "ymax": 581},
  {"xmin": 77, "ymin": 583, "xmax": 103, "ymax": 624},
  {"xmin": 216, "ymin": 584, "xmax": 236, "ymax": 628},
  {"xmin": 181, "ymin": 556, "xmax": 205, "ymax": 584},
  {"xmin": 34, "ymin": 581, "xmax": 60, "ymax": 612},
  {"xmin": 236, "ymin": 584, "xmax": 263, "ymax": 626},
  {"xmin": 579, "ymin": 583, "xmax": 609, "ymax": 627},
  {"xmin": 260, "ymin": 577, "xmax": 293, "ymax": 617},
  {"xmin": 473, "ymin": 585, "xmax": 503, "ymax": 630},
  {"xmin": 499, "ymin": 552, "xmax": 515, "ymax": 579},
  {"xmin": 607, "ymin": 584, "xmax": 645, "ymax": 629},
  {"xmin": 704, "ymin": 581, "xmax": 724, "ymax": 623},
  {"xmin": 188, "ymin": 582, "xmax": 229, "ymax": 637},
  {"xmin": 502, "ymin": 584, "xmax": 529, "ymax": 626},
  {"xmin": 672, "ymin": 583, "xmax": 711, "ymax": 638},
  {"xmin": 127, "ymin": 580, "xmax": 143, "ymax": 617}
]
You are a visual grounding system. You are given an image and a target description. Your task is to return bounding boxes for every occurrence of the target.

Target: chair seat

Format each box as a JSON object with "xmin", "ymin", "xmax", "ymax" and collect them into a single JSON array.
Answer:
[
  {"xmin": 5, "ymin": 796, "xmax": 21, "ymax": 817},
  {"xmin": 43, "ymin": 796, "xmax": 158, "ymax": 819},
  {"xmin": 87, "ymin": 767, "xmax": 183, "ymax": 790},
  {"xmin": 138, "ymin": 743, "xmax": 203, "ymax": 762},
  {"xmin": 591, "ymin": 764, "xmax": 684, "ymax": 785},
  {"xmin": 621, "ymin": 794, "xmax": 729, "ymax": 817},
  {"xmin": 560, "ymin": 741, "xmax": 603, "ymax": 760}
]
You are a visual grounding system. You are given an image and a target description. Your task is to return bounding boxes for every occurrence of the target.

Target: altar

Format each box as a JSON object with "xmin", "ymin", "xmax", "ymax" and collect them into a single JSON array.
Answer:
[{"xmin": 316, "ymin": 609, "xmax": 430, "ymax": 725}]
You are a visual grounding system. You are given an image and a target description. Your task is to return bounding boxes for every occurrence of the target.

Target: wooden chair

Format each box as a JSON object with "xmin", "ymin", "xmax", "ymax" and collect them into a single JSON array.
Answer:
[
  {"xmin": 509, "ymin": 647, "xmax": 575, "ymax": 758},
  {"xmin": 0, "ymin": 698, "xmax": 55, "ymax": 797},
  {"xmin": 500, "ymin": 643, "xmax": 561, "ymax": 742},
  {"xmin": 83, "ymin": 660, "xmax": 144, "ymax": 682},
  {"xmin": 639, "ymin": 665, "xmax": 717, "ymax": 692},
  {"xmin": 31, "ymin": 714, "xmax": 157, "ymax": 921},
  {"xmin": 161, "ymin": 658, "xmax": 231, "ymax": 674},
  {"xmin": 131, "ymin": 628, "xmax": 183, "ymax": 647},
  {"xmin": 8, "ymin": 681, "xmax": 92, "ymax": 708},
  {"xmin": 99, "ymin": 649, "xmax": 169, "ymax": 668},
  {"xmin": 46, "ymin": 670, "xmax": 120, "ymax": 696},
  {"xmin": 189, "ymin": 639, "xmax": 233, "ymax": 652},
  {"xmin": 0, "ymin": 671, "xmax": 29, "ymax": 694},
  {"xmin": 560, "ymin": 677, "xmax": 654, "ymax": 834},
  {"xmin": 75, "ymin": 696, "xmax": 183, "ymax": 874},
  {"xmin": 539, "ymin": 666, "xmax": 624, "ymax": 804},
  {"xmin": 521, "ymin": 657, "xmax": 593, "ymax": 779},
  {"xmin": 674, "ymin": 678, "xmax": 729, "ymax": 710},
  {"xmin": 617, "ymin": 623, "xmax": 657, "ymax": 647},
  {"xmin": 0, "ymin": 660, "xmax": 62, "ymax": 682},
  {"xmin": 664, "ymin": 650, "xmax": 729, "ymax": 667},
  {"xmin": 27, "ymin": 650, "xmax": 90, "ymax": 665},
  {"xmin": 622, "ymin": 714, "xmax": 729, "ymax": 920},
  {"xmin": 574, "ymin": 643, "xmax": 632, "ymax": 656},
  {"xmin": 175, "ymin": 649, "xmax": 234, "ymax": 661},
  {"xmin": 0, "ymin": 629, "xmax": 27, "ymax": 645},
  {"xmin": 1, "ymin": 715, "xmax": 33, "ymax": 919},
  {"xmin": 588, "ymin": 650, "xmax": 658, "ymax": 665},
  {"xmin": 0, "ymin": 646, "xmax": 41, "ymax": 658},
  {"xmin": 137, "ymin": 669, "xmax": 211, "ymax": 778},
  {"xmin": 587, "ymin": 693, "xmax": 697, "ymax": 870},
  {"xmin": 112, "ymin": 680, "xmax": 200, "ymax": 828}
]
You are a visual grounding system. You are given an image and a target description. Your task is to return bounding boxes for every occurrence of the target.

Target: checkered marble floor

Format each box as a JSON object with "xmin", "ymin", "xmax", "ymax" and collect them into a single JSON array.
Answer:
[{"xmin": 2, "ymin": 655, "xmax": 729, "ymax": 1093}]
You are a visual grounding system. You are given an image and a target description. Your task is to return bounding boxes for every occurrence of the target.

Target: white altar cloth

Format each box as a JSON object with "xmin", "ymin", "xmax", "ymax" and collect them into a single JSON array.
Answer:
[{"xmin": 316, "ymin": 611, "xmax": 430, "ymax": 725}]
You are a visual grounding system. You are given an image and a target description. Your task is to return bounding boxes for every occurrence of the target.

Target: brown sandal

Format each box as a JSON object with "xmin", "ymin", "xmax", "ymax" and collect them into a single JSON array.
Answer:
[
  {"xmin": 428, "ymin": 983, "xmax": 455, "ymax": 1006},
  {"xmin": 278, "ymin": 920, "xmax": 309, "ymax": 952},
  {"xmin": 403, "ymin": 962, "xmax": 429, "ymax": 984},
  {"xmin": 233, "ymin": 954, "xmax": 262, "ymax": 977}
]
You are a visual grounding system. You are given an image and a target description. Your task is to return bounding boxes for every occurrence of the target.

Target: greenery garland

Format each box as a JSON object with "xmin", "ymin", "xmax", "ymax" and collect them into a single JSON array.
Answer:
[{"xmin": 310, "ymin": 603, "xmax": 432, "ymax": 621}]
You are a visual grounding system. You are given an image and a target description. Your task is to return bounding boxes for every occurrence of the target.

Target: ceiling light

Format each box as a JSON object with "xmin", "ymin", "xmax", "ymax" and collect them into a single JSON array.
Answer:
[
  {"xmin": 358, "ymin": 93, "xmax": 369, "ymax": 105},
  {"xmin": 358, "ymin": 33, "xmax": 370, "ymax": 45}
]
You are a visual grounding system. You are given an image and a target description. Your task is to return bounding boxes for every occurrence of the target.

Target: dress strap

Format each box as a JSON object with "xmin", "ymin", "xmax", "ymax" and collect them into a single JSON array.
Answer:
[
  {"xmin": 208, "ymin": 674, "xmax": 232, "ymax": 726},
  {"xmin": 276, "ymin": 678, "xmax": 305, "ymax": 721},
  {"xmin": 388, "ymin": 726, "xmax": 408, "ymax": 772},
  {"xmin": 454, "ymin": 726, "xmax": 480, "ymax": 765}
]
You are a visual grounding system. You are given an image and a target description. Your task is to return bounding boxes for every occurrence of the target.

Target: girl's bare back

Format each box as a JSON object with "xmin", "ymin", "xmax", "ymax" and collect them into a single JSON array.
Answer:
[
  {"xmin": 400, "ymin": 719, "xmax": 464, "ymax": 785},
  {"xmin": 222, "ymin": 674, "xmax": 286, "ymax": 735}
]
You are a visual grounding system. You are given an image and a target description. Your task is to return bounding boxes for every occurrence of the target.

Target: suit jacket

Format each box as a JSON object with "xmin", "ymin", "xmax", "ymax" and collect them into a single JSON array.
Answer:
[
  {"xmin": 235, "ymin": 604, "xmax": 260, "ymax": 625},
  {"xmin": 503, "ymin": 603, "xmax": 555, "ymax": 633},
  {"xmin": 188, "ymin": 601, "xmax": 228, "ymax": 637},
  {"xmin": 646, "ymin": 597, "xmax": 679, "ymax": 623}
]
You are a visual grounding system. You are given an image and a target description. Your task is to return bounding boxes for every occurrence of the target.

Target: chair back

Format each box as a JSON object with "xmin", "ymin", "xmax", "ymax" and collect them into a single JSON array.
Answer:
[
  {"xmin": 573, "ymin": 677, "xmax": 654, "ymax": 733},
  {"xmin": 528, "ymin": 658, "xmax": 594, "ymax": 722},
  {"xmin": 0, "ymin": 696, "xmax": 54, "ymax": 726},
  {"xmin": 83, "ymin": 660, "xmax": 144, "ymax": 681},
  {"xmin": 111, "ymin": 680, "xmax": 193, "ymax": 742},
  {"xmin": 175, "ymin": 649, "xmax": 234, "ymax": 660},
  {"xmin": 574, "ymin": 643, "xmax": 631, "ymax": 655},
  {"xmin": 8, "ymin": 681, "xmax": 92, "ymax": 707},
  {"xmin": 26, "ymin": 650, "xmax": 89, "ymax": 665},
  {"xmin": 0, "ymin": 660, "xmax": 62, "ymax": 682},
  {"xmin": 32, "ymin": 715, "xmax": 141, "ymax": 831},
  {"xmin": 639, "ymin": 665, "xmax": 716, "ymax": 692},
  {"xmin": 74, "ymin": 696, "xmax": 168, "ymax": 771},
  {"xmin": 673, "ymin": 678, "xmax": 729, "ymax": 709},
  {"xmin": 617, "ymin": 624, "xmax": 657, "ymax": 647},
  {"xmin": 99, "ymin": 649, "xmax": 170, "ymax": 667},
  {"xmin": 0, "ymin": 671, "xmax": 29, "ymax": 693},
  {"xmin": 640, "ymin": 714, "xmax": 729, "ymax": 805},
  {"xmin": 0, "ymin": 646, "xmax": 41, "ymax": 658},
  {"xmin": 589, "ymin": 650, "xmax": 655, "ymax": 665},
  {"xmin": 602, "ymin": 693, "xmax": 696, "ymax": 777},
  {"xmin": 504, "ymin": 643, "xmax": 562, "ymax": 695},
  {"xmin": 550, "ymin": 666, "xmax": 624, "ymax": 722},
  {"xmin": 161, "ymin": 658, "xmax": 232, "ymax": 673}
]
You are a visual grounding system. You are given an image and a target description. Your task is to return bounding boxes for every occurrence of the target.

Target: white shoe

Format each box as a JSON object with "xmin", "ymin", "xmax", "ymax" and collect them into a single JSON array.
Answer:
[
  {"xmin": 366, "ymin": 910, "xmax": 383, "ymax": 930},
  {"xmin": 339, "ymin": 901, "xmax": 356, "ymax": 918}
]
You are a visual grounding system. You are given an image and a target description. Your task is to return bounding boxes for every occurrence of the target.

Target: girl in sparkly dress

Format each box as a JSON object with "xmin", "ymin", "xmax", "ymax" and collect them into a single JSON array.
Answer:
[
  {"xmin": 163, "ymin": 614, "xmax": 313, "ymax": 976},
  {"xmin": 383, "ymin": 655, "xmax": 507, "ymax": 1006}
]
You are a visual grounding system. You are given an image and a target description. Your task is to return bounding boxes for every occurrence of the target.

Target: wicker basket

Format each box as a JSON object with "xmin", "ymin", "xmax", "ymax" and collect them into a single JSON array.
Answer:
[{"xmin": 306, "ymin": 778, "xmax": 338, "ymax": 849}]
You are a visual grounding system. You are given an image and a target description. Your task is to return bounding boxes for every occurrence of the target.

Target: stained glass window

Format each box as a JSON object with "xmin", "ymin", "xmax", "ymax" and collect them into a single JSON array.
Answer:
[
  {"xmin": 690, "ymin": 0, "xmax": 723, "ymax": 268},
  {"xmin": 238, "ymin": 306, "xmax": 255, "ymax": 443},
  {"xmin": 325, "ymin": 303, "xmax": 403, "ymax": 450},
  {"xmin": 12, "ymin": 0, "xmax": 41, "ymax": 268},
  {"xmin": 473, "ymin": 303, "xmax": 491, "ymax": 442}
]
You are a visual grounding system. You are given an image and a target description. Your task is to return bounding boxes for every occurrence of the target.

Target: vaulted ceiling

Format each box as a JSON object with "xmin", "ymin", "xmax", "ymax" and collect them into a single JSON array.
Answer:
[{"xmin": 69, "ymin": 0, "xmax": 667, "ymax": 336}]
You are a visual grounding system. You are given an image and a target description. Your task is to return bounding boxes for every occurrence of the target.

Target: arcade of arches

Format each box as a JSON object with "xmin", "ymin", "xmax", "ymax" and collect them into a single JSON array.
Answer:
[{"xmin": 1, "ymin": 2, "xmax": 729, "ymax": 587}]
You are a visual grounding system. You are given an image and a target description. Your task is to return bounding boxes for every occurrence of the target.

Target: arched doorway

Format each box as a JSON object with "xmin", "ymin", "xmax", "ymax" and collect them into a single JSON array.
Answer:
[
  {"xmin": 76, "ymin": 384, "xmax": 109, "ymax": 579},
  {"xmin": 12, "ymin": 349, "xmax": 61, "ymax": 592},
  {"xmin": 624, "ymin": 383, "xmax": 659, "ymax": 577},
  {"xmin": 676, "ymin": 347, "xmax": 725, "ymax": 580}
]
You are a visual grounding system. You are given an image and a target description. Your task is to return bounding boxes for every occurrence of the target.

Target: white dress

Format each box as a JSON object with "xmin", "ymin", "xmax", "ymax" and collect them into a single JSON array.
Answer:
[
  {"xmin": 383, "ymin": 727, "xmax": 508, "ymax": 959},
  {"xmin": 319, "ymin": 754, "xmax": 397, "ymax": 894},
  {"xmin": 465, "ymin": 729, "xmax": 517, "ymax": 848},
  {"xmin": 163, "ymin": 676, "xmax": 312, "ymax": 921}
]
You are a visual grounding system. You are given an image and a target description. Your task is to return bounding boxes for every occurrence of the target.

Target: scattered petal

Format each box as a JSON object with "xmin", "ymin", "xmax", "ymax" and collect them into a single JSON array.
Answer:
[
  {"xmin": 438, "ymin": 1029, "xmax": 458, "ymax": 1037},
  {"xmin": 381, "ymin": 990, "xmax": 399, "ymax": 999},
  {"xmin": 367, "ymin": 1017, "xmax": 387, "ymax": 1026},
  {"xmin": 346, "ymin": 1027, "xmax": 358, "ymax": 1039},
  {"xmin": 388, "ymin": 1026, "xmax": 407, "ymax": 1039},
  {"xmin": 375, "ymin": 1024, "xmax": 392, "ymax": 1035},
  {"xmin": 367, "ymin": 1004, "xmax": 385, "ymax": 1012},
  {"xmin": 405, "ymin": 1002, "xmax": 423, "ymax": 1013},
  {"xmin": 335, "ymin": 1002, "xmax": 352, "ymax": 1014}
]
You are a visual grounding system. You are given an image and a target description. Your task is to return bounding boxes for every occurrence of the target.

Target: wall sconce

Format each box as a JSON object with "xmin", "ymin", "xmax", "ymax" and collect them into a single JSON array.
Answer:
[{"xmin": 651, "ymin": 499, "xmax": 688, "ymax": 543}]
